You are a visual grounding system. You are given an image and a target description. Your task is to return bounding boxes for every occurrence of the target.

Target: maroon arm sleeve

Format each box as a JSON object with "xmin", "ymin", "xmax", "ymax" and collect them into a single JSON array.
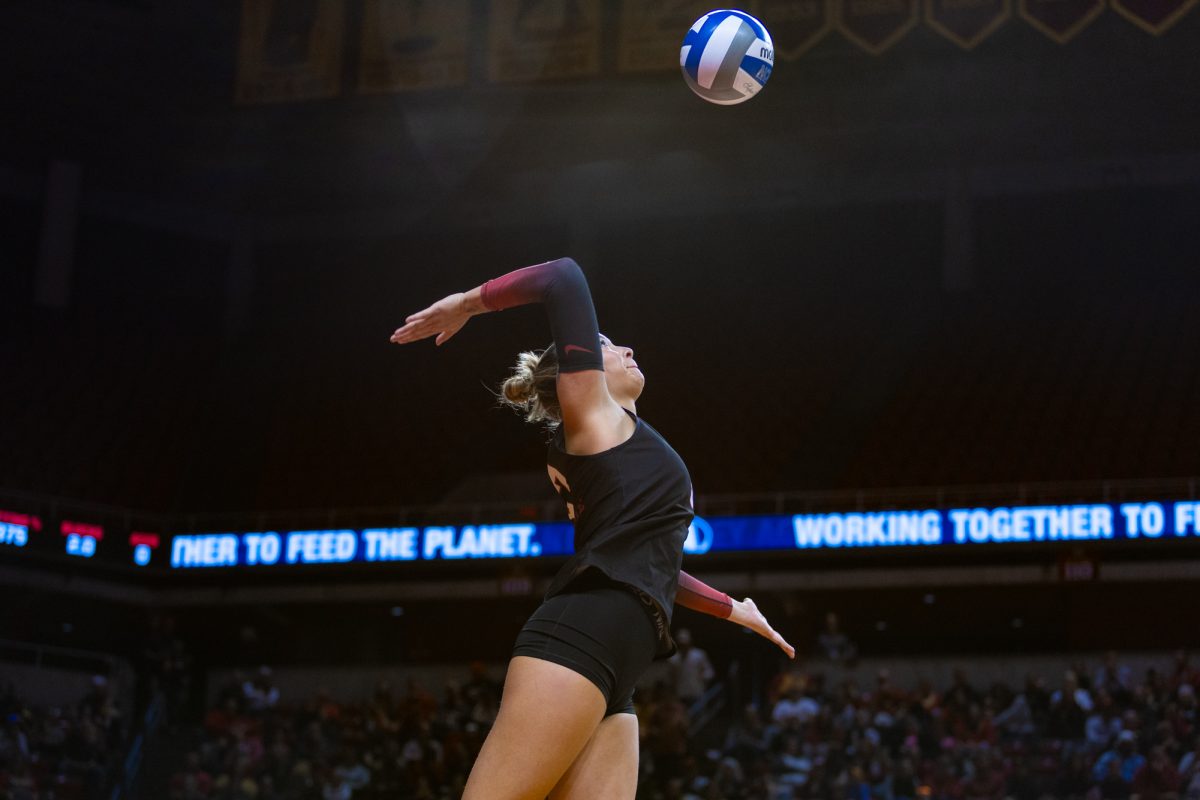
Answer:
[
  {"xmin": 676, "ymin": 571, "xmax": 733, "ymax": 619},
  {"xmin": 480, "ymin": 258, "xmax": 603, "ymax": 373}
]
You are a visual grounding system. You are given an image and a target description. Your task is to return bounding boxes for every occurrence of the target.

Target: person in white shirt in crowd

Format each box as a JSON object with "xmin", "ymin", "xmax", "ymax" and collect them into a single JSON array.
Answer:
[
  {"xmin": 772, "ymin": 678, "xmax": 819, "ymax": 728},
  {"xmin": 1051, "ymin": 669, "xmax": 1094, "ymax": 712},
  {"xmin": 993, "ymin": 686, "xmax": 1036, "ymax": 740},
  {"xmin": 668, "ymin": 628, "xmax": 716, "ymax": 707}
]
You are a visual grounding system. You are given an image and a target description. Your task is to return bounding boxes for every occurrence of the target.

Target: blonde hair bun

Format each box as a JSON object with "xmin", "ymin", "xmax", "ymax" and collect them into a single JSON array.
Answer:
[
  {"xmin": 501, "ymin": 352, "xmax": 539, "ymax": 406},
  {"xmin": 498, "ymin": 348, "xmax": 561, "ymax": 427}
]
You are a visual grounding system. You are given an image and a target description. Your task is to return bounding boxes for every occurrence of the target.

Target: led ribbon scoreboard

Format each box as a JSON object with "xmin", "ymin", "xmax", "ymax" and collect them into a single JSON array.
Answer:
[
  {"xmin": 3, "ymin": 500, "xmax": 1199, "ymax": 571},
  {"xmin": 167, "ymin": 500, "xmax": 1200, "ymax": 569}
]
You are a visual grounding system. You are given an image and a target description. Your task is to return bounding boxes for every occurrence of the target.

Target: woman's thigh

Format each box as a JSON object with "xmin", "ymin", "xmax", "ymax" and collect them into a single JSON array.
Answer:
[
  {"xmin": 461, "ymin": 656, "xmax": 607, "ymax": 800},
  {"xmin": 548, "ymin": 711, "xmax": 640, "ymax": 800}
]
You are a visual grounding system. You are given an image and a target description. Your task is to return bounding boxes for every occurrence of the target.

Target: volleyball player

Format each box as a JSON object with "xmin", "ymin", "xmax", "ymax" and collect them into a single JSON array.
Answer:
[{"xmin": 391, "ymin": 257, "xmax": 793, "ymax": 800}]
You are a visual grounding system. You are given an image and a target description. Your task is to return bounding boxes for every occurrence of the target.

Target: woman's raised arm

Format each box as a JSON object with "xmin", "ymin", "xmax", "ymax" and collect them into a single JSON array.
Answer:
[{"xmin": 390, "ymin": 258, "xmax": 623, "ymax": 441}]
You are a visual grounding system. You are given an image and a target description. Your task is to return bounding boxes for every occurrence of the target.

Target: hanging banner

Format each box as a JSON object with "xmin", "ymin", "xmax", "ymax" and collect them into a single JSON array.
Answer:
[
  {"xmin": 1110, "ymin": 0, "xmax": 1197, "ymax": 33},
  {"xmin": 755, "ymin": 0, "xmax": 835, "ymax": 59},
  {"xmin": 617, "ymin": 0, "xmax": 714, "ymax": 73},
  {"xmin": 235, "ymin": 0, "xmax": 346, "ymax": 104},
  {"xmin": 1018, "ymin": 0, "xmax": 1104, "ymax": 41},
  {"xmin": 926, "ymin": 0, "xmax": 1011, "ymax": 48},
  {"xmin": 358, "ymin": 0, "xmax": 470, "ymax": 92},
  {"xmin": 487, "ymin": 0, "xmax": 602, "ymax": 83},
  {"xmin": 835, "ymin": 0, "xmax": 920, "ymax": 53}
]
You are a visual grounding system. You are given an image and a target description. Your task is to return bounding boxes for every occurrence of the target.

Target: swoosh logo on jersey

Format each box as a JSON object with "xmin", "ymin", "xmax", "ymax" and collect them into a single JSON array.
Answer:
[{"xmin": 563, "ymin": 344, "xmax": 595, "ymax": 356}]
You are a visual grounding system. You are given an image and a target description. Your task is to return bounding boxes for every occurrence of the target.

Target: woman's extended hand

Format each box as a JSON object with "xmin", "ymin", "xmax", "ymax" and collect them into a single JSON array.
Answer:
[
  {"xmin": 730, "ymin": 597, "xmax": 796, "ymax": 659},
  {"xmin": 390, "ymin": 292, "xmax": 472, "ymax": 347}
]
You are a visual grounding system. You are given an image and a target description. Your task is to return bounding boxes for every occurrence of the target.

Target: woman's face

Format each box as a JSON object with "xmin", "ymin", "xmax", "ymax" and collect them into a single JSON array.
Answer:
[{"xmin": 599, "ymin": 334, "xmax": 643, "ymax": 399}]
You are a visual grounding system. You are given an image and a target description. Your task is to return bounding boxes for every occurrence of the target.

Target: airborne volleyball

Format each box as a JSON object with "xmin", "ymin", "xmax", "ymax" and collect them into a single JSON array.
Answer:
[{"xmin": 680, "ymin": 9, "xmax": 775, "ymax": 105}]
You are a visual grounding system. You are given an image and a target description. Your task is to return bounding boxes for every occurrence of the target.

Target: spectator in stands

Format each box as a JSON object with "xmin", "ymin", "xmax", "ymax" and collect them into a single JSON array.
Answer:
[
  {"xmin": 169, "ymin": 751, "xmax": 213, "ymax": 800},
  {"xmin": 993, "ymin": 682, "xmax": 1037, "ymax": 741},
  {"xmin": 772, "ymin": 677, "xmax": 819, "ymax": 731},
  {"xmin": 1099, "ymin": 755, "xmax": 1134, "ymax": 800},
  {"xmin": 1096, "ymin": 651, "xmax": 1136, "ymax": 702},
  {"xmin": 944, "ymin": 667, "xmax": 980, "ymax": 712},
  {"xmin": 1054, "ymin": 749, "xmax": 1094, "ymax": 799},
  {"xmin": 892, "ymin": 757, "xmax": 919, "ymax": 800},
  {"xmin": 1171, "ymin": 651, "xmax": 1200, "ymax": 694},
  {"xmin": 1, "ymin": 709, "xmax": 30, "ymax": 765},
  {"xmin": 462, "ymin": 662, "xmax": 499, "ymax": 707},
  {"xmin": 1179, "ymin": 736, "xmax": 1200, "ymax": 799},
  {"xmin": 1179, "ymin": 684, "xmax": 1198, "ymax": 734},
  {"xmin": 644, "ymin": 683, "xmax": 691, "ymax": 781},
  {"xmin": 1050, "ymin": 670, "xmax": 1093, "ymax": 740},
  {"xmin": 1095, "ymin": 729, "xmax": 1147, "ymax": 785},
  {"xmin": 772, "ymin": 734, "xmax": 813, "ymax": 791},
  {"xmin": 817, "ymin": 612, "xmax": 857, "ymax": 664},
  {"xmin": 963, "ymin": 749, "xmax": 1006, "ymax": 798},
  {"xmin": 325, "ymin": 749, "xmax": 370, "ymax": 799},
  {"xmin": 724, "ymin": 704, "xmax": 772, "ymax": 765},
  {"xmin": 1132, "ymin": 745, "xmax": 1182, "ymax": 800},
  {"xmin": 4, "ymin": 759, "xmax": 37, "ymax": 800},
  {"xmin": 669, "ymin": 629, "xmax": 716, "ymax": 708},
  {"xmin": 1089, "ymin": 688, "xmax": 1126, "ymax": 752},
  {"xmin": 243, "ymin": 667, "xmax": 281, "ymax": 713}
]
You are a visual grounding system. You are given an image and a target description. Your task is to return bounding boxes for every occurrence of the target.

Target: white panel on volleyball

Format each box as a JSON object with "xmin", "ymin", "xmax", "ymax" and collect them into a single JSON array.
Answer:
[{"xmin": 697, "ymin": 15, "xmax": 745, "ymax": 89}]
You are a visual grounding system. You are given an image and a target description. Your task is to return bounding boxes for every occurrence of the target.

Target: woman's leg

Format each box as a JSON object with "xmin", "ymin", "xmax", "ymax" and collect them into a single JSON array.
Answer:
[
  {"xmin": 548, "ymin": 712, "xmax": 640, "ymax": 800},
  {"xmin": 461, "ymin": 655, "xmax": 607, "ymax": 800}
]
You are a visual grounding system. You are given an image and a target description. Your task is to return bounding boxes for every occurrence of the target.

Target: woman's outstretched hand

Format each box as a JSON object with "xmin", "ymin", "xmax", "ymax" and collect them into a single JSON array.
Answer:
[
  {"xmin": 390, "ymin": 292, "xmax": 472, "ymax": 347},
  {"xmin": 730, "ymin": 597, "xmax": 796, "ymax": 659}
]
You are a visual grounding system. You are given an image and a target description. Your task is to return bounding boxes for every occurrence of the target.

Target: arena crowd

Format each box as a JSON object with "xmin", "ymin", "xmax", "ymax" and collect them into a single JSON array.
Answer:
[
  {"xmin": 163, "ymin": 648, "xmax": 1199, "ymax": 800},
  {"xmin": 0, "ymin": 677, "xmax": 124, "ymax": 800}
]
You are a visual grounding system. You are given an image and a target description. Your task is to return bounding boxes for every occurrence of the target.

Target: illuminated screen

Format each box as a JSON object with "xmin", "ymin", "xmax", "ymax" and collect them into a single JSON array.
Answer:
[
  {"xmin": 4, "ymin": 500, "xmax": 1197, "ymax": 572},
  {"xmin": 163, "ymin": 500, "xmax": 1200, "ymax": 570}
]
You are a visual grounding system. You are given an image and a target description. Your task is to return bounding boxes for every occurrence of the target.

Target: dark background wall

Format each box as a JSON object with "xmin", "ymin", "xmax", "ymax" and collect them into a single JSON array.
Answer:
[{"xmin": 2, "ymin": 1, "xmax": 1199, "ymax": 514}]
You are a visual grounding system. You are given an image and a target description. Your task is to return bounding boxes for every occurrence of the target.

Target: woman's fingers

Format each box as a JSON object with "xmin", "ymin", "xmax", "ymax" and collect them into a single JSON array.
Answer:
[
  {"xmin": 392, "ymin": 317, "xmax": 463, "ymax": 347},
  {"xmin": 743, "ymin": 596, "xmax": 795, "ymax": 659},
  {"xmin": 393, "ymin": 294, "xmax": 469, "ymax": 346},
  {"xmin": 392, "ymin": 316, "xmax": 436, "ymax": 342}
]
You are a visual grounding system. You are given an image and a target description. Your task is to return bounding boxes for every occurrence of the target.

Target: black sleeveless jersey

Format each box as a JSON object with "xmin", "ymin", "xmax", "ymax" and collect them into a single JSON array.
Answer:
[{"xmin": 544, "ymin": 409, "xmax": 693, "ymax": 656}]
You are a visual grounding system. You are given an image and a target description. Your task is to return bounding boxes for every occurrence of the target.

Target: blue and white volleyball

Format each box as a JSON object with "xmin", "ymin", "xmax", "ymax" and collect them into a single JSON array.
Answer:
[{"xmin": 680, "ymin": 10, "xmax": 774, "ymax": 106}]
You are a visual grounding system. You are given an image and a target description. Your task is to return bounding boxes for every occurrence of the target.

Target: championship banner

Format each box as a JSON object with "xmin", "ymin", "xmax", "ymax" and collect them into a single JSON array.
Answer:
[
  {"xmin": 926, "ymin": 0, "xmax": 1010, "ymax": 48},
  {"xmin": 1110, "ymin": 0, "xmax": 1197, "ymax": 33},
  {"xmin": 754, "ymin": 0, "xmax": 835, "ymax": 60},
  {"xmin": 835, "ymin": 0, "xmax": 920, "ymax": 54},
  {"xmin": 358, "ymin": 0, "xmax": 469, "ymax": 92},
  {"xmin": 235, "ymin": 0, "xmax": 346, "ymax": 104},
  {"xmin": 617, "ymin": 0, "xmax": 713, "ymax": 73},
  {"xmin": 1018, "ymin": 0, "xmax": 1104, "ymax": 41},
  {"xmin": 487, "ymin": 0, "xmax": 602, "ymax": 83}
]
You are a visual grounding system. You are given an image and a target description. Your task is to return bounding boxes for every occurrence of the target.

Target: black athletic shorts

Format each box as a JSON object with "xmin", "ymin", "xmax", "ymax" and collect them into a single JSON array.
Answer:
[{"xmin": 512, "ymin": 574, "xmax": 659, "ymax": 717}]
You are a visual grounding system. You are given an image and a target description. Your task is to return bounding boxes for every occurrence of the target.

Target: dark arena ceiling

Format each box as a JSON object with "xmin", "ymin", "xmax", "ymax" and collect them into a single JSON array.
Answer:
[{"xmin": 2, "ymin": 1, "xmax": 1199, "ymax": 513}]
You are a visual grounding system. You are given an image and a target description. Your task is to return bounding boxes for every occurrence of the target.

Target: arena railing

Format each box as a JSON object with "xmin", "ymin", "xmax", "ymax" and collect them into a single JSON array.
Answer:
[{"xmin": 1, "ymin": 476, "xmax": 1198, "ymax": 533}]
